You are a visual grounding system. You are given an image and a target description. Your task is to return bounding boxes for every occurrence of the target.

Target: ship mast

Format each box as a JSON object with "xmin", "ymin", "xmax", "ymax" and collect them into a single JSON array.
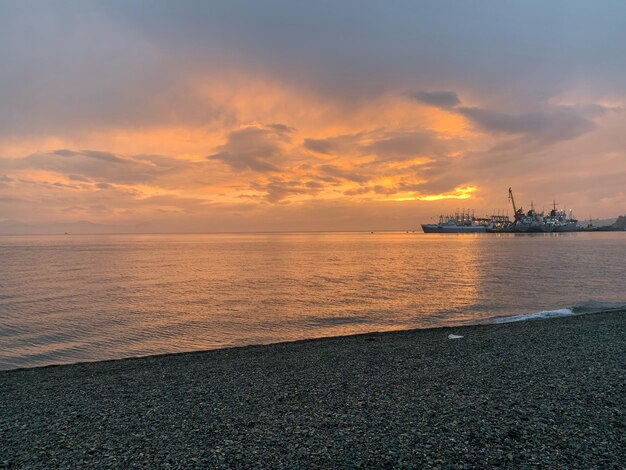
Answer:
[{"xmin": 508, "ymin": 187, "xmax": 517, "ymax": 214}]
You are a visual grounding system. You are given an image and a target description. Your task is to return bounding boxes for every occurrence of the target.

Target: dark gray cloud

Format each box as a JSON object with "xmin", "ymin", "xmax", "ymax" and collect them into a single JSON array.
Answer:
[
  {"xmin": 303, "ymin": 138, "xmax": 337, "ymax": 155},
  {"xmin": 359, "ymin": 130, "xmax": 447, "ymax": 161},
  {"xmin": 250, "ymin": 178, "xmax": 323, "ymax": 203},
  {"xmin": 81, "ymin": 150, "xmax": 130, "ymax": 164},
  {"xmin": 267, "ymin": 123, "xmax": 295, "ymax": 133},
  {"xmin": 313, "ymin": 175, "xmax": 341, "ymax": 184},
  {"xmin": 318, "ymin": 165, "xmax": 369, "ymax": 183},
  {"xmin": 343, "ymin": 187, "xmax": 371, "ymax": 196},
  {"xmin": 53, "ymin": 149, "xmax": 129, "ymax": 164},
  {"xmin": 305, "ymin": 181, "xmax": 324, "ymax": 189},
  {"xmin": 403, "ymin": 89, "xmax": 605, "ymax": 146},
  {"xmin": 408, "ymin": 91, "xmax": 461, "ymax": 108},
  {"xmin": 397, "ymin": 175, "xmax": 462, "ymax": 194},
  {"xmin": 371, "ymin": 185, "xmax": 399, "ymax": 195},
  {"xmin": 98, "ymin": 1, "xmax": 626, "ymax": 106},
  {"xmin": 458, "ymin": 106, "xmax": 597, "ymax": 144},
  {"xmin": 210, "ymin": 151, "xmax": 279, "ymax": 172},
  {"xmin": 0, "ymin": 149, "xmax": 191, "ymax": 184},
  {"xmin": 51, "ymin": 149, "xmax": 80, "ymax": 157},
  {"xmin": 51, "ymin": 181, "xmax": 79, "ymax": 189},
  {"xmin": 303, "ymin": 132, "xmax": 368, "ymax": 156},
  {"xmin": 68, "ymin": 174, "xmax": 92, "ymax": 182},
  {"xmin": 2, "ymin": 0, "xmax": 625, "ymax": 140},
  {"xmin": 0, "ymin": 2, "xmax": 229, "ymax": 137},
  {"xmin": 208, "ymin": 126, "xmax": 291, "ymax": 172}
]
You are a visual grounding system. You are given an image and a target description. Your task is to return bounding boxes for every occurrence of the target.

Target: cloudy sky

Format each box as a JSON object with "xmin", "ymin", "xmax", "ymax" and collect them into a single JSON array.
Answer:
[{"xmin": 1, "ymin": 0, "xmax": 625, "ymax": 232}]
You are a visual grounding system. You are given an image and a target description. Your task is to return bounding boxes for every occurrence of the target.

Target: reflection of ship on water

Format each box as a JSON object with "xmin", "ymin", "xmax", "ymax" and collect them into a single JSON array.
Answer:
[
  {"xmin": 503, "ymin": 188, "xmax": 581, "ymax": 233},
  {"xmin": 421, "ymin": 188, "xmax": 583, "ymax": 233}
]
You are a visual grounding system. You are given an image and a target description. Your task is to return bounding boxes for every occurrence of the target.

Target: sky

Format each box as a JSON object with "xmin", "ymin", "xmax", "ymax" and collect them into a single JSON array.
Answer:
[{"xmin": 1, "ymin": 0, "xmax": 625, "ymax": 233}]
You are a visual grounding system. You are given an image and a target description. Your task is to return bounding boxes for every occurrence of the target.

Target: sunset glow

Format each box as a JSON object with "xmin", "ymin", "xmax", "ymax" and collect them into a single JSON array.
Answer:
[
  {"xmin": 1, "ymin": 1, "xmax": 625, "ymax": 233},
  {"xmin": 391, "ymin": 186, "xmax": 478, "ymax": 202},
  {"xmin": 2, "ymin": 3, "xmax": 626, "ymax": 467}
]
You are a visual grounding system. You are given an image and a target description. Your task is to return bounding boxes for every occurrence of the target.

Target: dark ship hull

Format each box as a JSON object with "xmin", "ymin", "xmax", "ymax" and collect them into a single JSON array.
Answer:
[{"xmin": 505, "ymin": 188, "xmax": 581, "ymax": 233}]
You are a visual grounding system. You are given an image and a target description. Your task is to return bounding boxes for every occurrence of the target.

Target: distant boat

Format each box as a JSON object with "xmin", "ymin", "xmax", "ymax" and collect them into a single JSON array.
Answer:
[{"xmin": 421, "ymin": 210, "xmax": 487, "ymax": 233}]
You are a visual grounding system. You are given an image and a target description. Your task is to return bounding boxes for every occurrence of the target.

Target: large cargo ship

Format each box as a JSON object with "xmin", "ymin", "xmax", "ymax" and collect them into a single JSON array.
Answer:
[
  {"xmin": 505, "ymin": 188, "xmax": 581, "ymax": 233},
  {"xmin": 421, "ymin": 219, "xmax": 486, "ymax": 233}
]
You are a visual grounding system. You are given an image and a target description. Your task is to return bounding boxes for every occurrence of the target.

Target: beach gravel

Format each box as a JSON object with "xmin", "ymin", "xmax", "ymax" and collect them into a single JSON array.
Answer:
[{"xmin": 1, "ymin": 311, "xmax": 624, "ymax": 468}]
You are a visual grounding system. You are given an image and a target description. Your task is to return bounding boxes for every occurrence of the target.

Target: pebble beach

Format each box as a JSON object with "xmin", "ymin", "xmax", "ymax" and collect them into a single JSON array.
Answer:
[{"xmin": 1, "ymin": 311, "xmax": 624, "ymax": 468}]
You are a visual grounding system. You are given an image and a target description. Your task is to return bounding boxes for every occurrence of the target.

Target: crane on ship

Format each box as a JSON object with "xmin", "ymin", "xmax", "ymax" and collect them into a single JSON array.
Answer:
[{"xmin": 508, "ymin": 187, "xmax": 525, "ymax": 222}]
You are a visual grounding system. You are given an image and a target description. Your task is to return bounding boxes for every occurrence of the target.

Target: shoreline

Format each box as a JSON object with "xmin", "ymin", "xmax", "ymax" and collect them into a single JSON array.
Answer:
[
  {"xmin": 1, "ymin": 310, "xmax": 624, "ymax": 467},
  {"xmin": 1, "ymin": 307, "xmax": 621, "ymax": 374}
]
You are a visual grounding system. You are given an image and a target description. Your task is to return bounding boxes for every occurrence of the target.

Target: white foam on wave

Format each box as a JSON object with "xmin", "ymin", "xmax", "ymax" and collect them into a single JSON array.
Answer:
[{"xmin": 493, "ymin": 308, "xmax": 575, "ymax": 324}]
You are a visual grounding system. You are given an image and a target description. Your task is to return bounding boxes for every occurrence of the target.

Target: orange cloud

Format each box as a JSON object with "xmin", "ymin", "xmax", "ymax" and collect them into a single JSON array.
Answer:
[{"xmin": 2, "ymin": 70, "xmax": 621, "ymax": 232}]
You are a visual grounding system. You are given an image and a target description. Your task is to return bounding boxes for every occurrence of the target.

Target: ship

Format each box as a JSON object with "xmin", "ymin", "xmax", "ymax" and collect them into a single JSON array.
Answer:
[
  {"xmin": 541, "ymin": 203, "xmax": 580, "ymax": 232},
  {"xmin": 421, "ymin": 189, "xmax": 583, "ymax": 234},
  {"xmin": 493, "ymin": 188, "xmax": 582, "ymax": 232},
  {"xmin": 421, "ymin": 209, "xmax": 498, "ymax": 233}
]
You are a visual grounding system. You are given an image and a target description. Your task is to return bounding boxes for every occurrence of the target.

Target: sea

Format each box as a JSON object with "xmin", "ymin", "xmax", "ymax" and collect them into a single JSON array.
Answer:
[{"xmin": 1, "ymin": 232, "xmax": 625, "ymax": 370}]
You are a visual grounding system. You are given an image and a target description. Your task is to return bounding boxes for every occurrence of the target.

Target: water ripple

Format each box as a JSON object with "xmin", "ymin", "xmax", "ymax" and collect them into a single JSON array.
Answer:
[{"xmin": 1, "ymin": 232, "xmax": 625, "ymax": 369}]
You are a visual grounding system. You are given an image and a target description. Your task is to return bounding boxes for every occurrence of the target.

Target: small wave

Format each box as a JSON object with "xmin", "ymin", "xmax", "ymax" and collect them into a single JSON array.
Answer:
[
  {"xmin": 491, "ymin": 302, "xmax": 626, "ymax": 324},
  {"xmin": 493, "ymin": 308, "xmax": 575, "ymax": 324}
]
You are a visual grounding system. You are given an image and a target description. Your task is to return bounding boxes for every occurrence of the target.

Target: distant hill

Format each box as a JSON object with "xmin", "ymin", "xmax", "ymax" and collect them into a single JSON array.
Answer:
[
  {"xmin": 592, "ymin": 217, "xmax": 617, "ymax": 227},
  {"xmin": 611, "ymin": 215, "xmax": 626, "ymax": 229},
  {"xmin": 591, "ymin": 214, "xmax": 626, "ymax": 231}
]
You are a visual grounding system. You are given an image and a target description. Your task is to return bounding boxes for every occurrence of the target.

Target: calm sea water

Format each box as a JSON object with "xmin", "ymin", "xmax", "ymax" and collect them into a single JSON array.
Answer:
[{"xmin": 1, "ymin": 232, "xmax": 625, "ymax": 370}]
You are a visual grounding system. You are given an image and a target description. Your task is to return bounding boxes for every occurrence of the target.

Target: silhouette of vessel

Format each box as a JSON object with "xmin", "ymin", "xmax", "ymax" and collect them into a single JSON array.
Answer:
[{"xmin": 504, "ymin": 188, "xmax": 581, "ymax": 232}]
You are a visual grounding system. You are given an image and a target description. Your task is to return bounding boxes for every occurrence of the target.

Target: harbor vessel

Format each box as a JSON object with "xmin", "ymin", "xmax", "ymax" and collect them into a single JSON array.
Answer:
[
  {"xmin": 505, "ymin": 188, "xmax": 581, "ymax": 232},
  {"xmin": 421, "ymin": 210, "xmax": 506, "ymax": 233},
  {"xmin": 421, "ymin": 189, "xmax": 583, "ymax": 233},
  {"xmin": 421, "ymin": 215, "xmax": 486, "ymax": 233}
]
